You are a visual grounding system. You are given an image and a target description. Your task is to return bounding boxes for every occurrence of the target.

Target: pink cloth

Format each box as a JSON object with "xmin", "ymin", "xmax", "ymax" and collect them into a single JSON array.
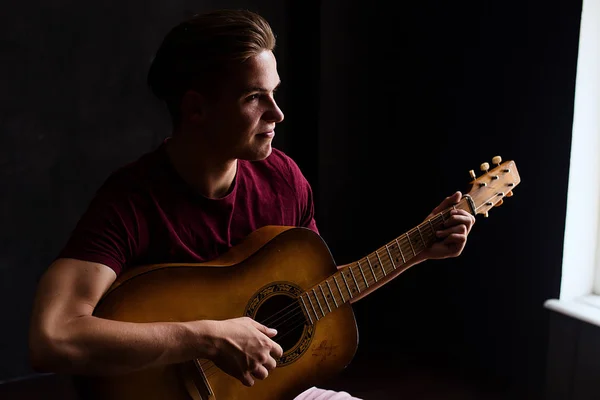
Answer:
[{"xmin": 294, "ymin": 386, "xmax": 362, "ymax": 400}]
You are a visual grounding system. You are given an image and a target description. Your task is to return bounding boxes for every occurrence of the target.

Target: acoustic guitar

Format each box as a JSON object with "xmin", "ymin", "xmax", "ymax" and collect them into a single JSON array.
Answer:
[{"xmin": 76, "ymin": 156, "xmax": 520, "ymax": 400}]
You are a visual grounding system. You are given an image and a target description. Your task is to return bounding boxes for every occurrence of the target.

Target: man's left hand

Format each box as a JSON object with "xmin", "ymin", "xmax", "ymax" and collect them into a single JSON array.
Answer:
[{"xmin": 419, "ymin": 191, "xmax": 476, "ymax": 260}]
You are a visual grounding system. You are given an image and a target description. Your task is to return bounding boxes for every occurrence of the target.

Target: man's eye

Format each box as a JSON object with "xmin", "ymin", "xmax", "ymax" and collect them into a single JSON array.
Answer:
[{"xmin": 247, "ymin": 94, "xmax": 260, "ymax": 101}]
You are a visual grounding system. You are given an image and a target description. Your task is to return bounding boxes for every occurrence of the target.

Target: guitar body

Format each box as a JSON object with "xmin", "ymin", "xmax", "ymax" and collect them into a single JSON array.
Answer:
[
  {"xmin": 75, "ymin": 226, "xmax": 358, "ymax": 400},
  {"xmin": 71, "ymin": 156, "xmax": 521, "ymax": 399}
]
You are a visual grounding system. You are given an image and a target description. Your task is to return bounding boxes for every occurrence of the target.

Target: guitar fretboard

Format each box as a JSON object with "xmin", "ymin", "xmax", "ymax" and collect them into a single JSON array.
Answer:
[{"xmin": 297, "ymin": 201, "xmax": 470, "ymax": 324}]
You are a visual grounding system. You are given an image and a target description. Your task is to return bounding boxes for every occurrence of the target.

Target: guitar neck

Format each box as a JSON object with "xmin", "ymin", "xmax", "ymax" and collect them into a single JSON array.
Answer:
[{"xmin": 297, "ymin": 198, "xmax": 474, "ymax": 324}]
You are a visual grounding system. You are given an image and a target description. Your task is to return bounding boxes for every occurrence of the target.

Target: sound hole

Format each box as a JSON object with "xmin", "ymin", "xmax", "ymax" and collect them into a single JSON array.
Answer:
[{"xmin": 254, "ymin": 293, "xmax": 307, "ymax": 352}]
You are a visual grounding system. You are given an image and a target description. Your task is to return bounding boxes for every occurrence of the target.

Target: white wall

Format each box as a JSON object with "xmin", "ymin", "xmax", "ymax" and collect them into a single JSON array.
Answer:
[{"xmin": 560, "ymin": 0, "xmax": 600, "ymax": 301}]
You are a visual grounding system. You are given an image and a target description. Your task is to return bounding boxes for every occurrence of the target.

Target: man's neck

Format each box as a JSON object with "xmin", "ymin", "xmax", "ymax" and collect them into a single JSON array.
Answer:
[{"xmin": 165, "ymin": 135, "xmax": 237, "ymax": 199}]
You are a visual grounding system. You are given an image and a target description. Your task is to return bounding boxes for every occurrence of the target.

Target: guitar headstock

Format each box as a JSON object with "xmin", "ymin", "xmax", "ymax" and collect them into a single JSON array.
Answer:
[{"xmin": 465, "ymin": 155, "xmax": 521, "ymax": 217}]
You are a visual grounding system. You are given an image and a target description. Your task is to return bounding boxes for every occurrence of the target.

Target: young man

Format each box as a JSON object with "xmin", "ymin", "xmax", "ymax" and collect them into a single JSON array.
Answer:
[{"xmin": 28, "ymin": 9, "xmax": 475, "ymax": 399}]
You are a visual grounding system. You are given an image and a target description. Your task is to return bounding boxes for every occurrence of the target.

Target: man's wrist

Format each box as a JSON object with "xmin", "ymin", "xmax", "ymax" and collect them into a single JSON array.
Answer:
[{"xmin": 180, "ymin": 320, "xmax": 220, "ymax": 360}]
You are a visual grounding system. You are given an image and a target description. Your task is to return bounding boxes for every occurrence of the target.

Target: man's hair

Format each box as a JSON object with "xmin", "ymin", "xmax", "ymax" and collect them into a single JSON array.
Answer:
[{"xmin": 147, "ymin": 9, "xmax": 276, "ymax": 125}]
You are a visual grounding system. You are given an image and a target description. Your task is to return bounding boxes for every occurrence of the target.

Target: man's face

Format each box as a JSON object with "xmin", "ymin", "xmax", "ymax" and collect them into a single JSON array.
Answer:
[{"xmin": 199, "ymin": 50, "xmax": 285, "ymax": 162}]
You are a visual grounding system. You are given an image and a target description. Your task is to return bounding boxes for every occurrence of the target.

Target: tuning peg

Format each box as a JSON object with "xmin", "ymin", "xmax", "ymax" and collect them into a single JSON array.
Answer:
[
  {"xmin": 483, "ymin": 212, "xmax": 489, "ymax": 218},
  {"xmin": 495, "ymin": 199, "xmax": 504, "ymax": 207},
  {"xmin": 492, "ymin": 155, "xmax": 502, "ymax": 166},
  {"xmin": 469, "ymin": 170, "xmax": 476, "ymax": 179},
  {"xmin": 505, "ymin": 191, "xmax": 513, "ymax": 197},
  {"xmin": 480, "ymin": 162, "xmax": 489, "ymax": 172}
]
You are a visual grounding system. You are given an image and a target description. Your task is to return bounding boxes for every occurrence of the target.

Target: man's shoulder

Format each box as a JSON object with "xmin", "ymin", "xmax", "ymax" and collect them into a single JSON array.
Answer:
[{"xmin": 97, "ymin": 145, "xmax": 164, "ymax": 196}]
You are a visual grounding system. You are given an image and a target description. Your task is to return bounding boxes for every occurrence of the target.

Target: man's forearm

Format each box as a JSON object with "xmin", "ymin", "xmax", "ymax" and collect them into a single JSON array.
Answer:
[{"xmin": 30, "ymin": 316, "xmax": 216, "ymax": 376}]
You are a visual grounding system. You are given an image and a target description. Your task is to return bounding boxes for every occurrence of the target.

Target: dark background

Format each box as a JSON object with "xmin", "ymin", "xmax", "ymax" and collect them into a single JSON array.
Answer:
[{"xmin": 0, "ymin": 0, "xmax": 583, "ymax": 399}]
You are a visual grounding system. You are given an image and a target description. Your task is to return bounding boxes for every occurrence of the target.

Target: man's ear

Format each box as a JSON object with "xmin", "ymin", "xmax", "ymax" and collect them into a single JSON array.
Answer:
[{"xmin": 180, "ymin": 90, "xmax": 205, "ymax": 123}]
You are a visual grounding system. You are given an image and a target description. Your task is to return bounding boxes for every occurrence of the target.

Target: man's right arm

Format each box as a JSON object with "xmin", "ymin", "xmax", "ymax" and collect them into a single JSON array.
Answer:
[
  {"xmin": 28, "ymin": 257, "xmax": 221, "ymax": 376},
  {"xmin": 28, "ymin": 257, "xmax": 283, "ymax": 386}
]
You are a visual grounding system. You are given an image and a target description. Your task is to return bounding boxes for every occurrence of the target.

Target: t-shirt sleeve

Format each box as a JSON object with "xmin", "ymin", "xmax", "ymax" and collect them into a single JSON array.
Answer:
[
  {"xmin": 298, "ymin": 177, "xmax": 319, "ymax": 235},
  {"xmin": 283, "ymin": 156, "xmax": 319, "ymax": 235},
  {"xmin": 57, "ymin": 184, "xmax": 143, "ymax": 276}
]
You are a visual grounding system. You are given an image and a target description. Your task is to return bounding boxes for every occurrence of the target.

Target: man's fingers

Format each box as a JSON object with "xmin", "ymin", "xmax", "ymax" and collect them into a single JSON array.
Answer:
[
  {"xmin": 251, "ymin": 319, "xmax": 278, "ymax": 337},
  {"xmin": 443, "ymin": 191, "xmax": 462, "ymax": 207},
  {"xmin": 442, "ymin": 234, "xmax": 467, "ymax": 254},
  {"xmin": 443, "ymin": 211, "xmax": 475, "ymax": 232},
  {"xmin": 442, "ymin": 232, "xmax": 467, "ymax": 243},
  {"xmin": 241, "ymin": 372, "xmax": 255, "ymax": 387},
  {"xmin": 264, "ymin": 356, "xmax": 277, "ymax": 371},
  {"xmin": 430, "ymin": 191, "xmax": 462, "ymax": 215},
  {"xmin": 436, "ymin": 225, "xmax": 468, "ymax": 238},
  {"xmin": 252, "ymin": 364, "xmax": 269, "ymax": 380},
  {"xmin": 271, "ymin": 343, "xmax": 283, "ymax": 359}
]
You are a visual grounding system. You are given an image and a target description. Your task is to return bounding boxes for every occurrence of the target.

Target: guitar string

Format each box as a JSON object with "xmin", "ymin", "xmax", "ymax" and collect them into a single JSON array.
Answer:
[
  {"xmin": 196, "ymin": 209, "xmax": 458, "ymax": 377},
  {"xmin": 251, "ymin": 208, "xmax": 456, "ymax": 329},
  {"xmin": 197, "ymin": 190, "xmax": 507, "ymax": 378},
  {"xmin": 197, "ymin": 224, "xmax": 434, "ymax": 376},
  {"xmin": 206, "ymin": 206, "xmax": 451, "ymax": 353},
  {"xmin": 197, "ymin": 198, "xmax": 493, "ymax": 378},
  {"xmin": 250, "ymin": 211, "xmax": 448, "ymax": 330},
  {"xmin": 196, "ymin": 206, "xmax": 469, "ymax": 378},
  {"xmin": 198, "ymin": 236, "xmax": 429, "ymax": 378},
  {"xmin": 241, "ymin": 197, "xmax": 495, "ymax": 341}
]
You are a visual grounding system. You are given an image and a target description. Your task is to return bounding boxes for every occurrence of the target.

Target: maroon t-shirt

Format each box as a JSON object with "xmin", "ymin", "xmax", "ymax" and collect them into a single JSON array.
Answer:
[{"xmin": 58, "ymin": 140, "xmax": 319, "ymax": 276}]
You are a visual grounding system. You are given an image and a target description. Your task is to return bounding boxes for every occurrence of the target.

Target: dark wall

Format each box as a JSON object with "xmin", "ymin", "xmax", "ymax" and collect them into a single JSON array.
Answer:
[
  {"xmin": 546, "ymin": 311, "xmax": 600, "ymax": 400},
  {"xmin": 0, "ymin": 0, "xmax": 295, "ymax": 382},
  {"xmin": 317, "ymin": 0, "xmax": 582, "ymax": 398},
  {"xmin": 1, "ymin": 0, "xmax": 584, "ymax": 398}
]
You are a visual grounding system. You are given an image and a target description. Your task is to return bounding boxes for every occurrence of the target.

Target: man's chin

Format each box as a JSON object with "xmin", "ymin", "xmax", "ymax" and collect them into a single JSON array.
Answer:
[
  {"xmin": 256, "ymin": 146, "xmax": 273, "ymax": 160},
  {"xmin": 240, "ymin": 145, "xmax": 272, "ymax": 162}
]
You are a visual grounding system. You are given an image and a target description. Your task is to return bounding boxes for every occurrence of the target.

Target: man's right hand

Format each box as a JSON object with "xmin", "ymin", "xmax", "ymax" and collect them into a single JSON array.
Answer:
[
  {"xmin": 204, "ymin": 317, "xmax": 284, "ymax": 387},
  {"xmin": 28, "ymin": 258, "xmax": 283, "ymax": 384}
]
